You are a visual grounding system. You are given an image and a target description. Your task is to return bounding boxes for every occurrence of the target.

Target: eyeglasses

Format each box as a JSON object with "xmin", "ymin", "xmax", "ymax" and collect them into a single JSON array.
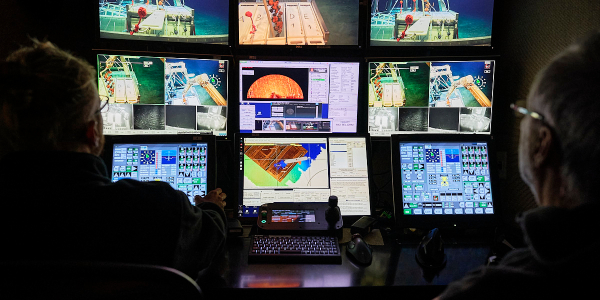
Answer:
[
  {"xmin": 510, "ymin": 103, "xmax": 562, "ymax": 154},
  {"xmin": 97, "ymin": 95, "xmax": 109, "ymax": 114},
  {"xmin": 510, "ymin": 103, "xmax": 545, "ymax": 121}
]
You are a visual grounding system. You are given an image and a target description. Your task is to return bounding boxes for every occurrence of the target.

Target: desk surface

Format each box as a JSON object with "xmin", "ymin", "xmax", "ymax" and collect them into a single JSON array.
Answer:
[{"xmin": 198, "ymin": 227, "xmax": 491, "ymax": 299}]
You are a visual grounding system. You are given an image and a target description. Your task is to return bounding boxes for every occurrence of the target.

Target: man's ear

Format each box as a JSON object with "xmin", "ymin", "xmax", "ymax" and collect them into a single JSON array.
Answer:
[
  {"xmin": 85, "ymin": 119, "xmax": 100, "ymax": 149},
  {"xmin": 532, "ymin": 125, "xmax": 554, "ymax": 167}
]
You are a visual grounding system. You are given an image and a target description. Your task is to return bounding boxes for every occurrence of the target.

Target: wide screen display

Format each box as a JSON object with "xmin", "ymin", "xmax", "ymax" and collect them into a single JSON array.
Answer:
[
  {"xmin": 98, "ymin": 54, "xmax": 229, "ymax": 136},
  {"xmin": 238, "ymin": 0, "xmax": 359, "ymax": 45},
  {"xmin": 370, "ymin": 0, "xmax": 494, "ymax": 46},
  {"xmin": 239, "ymin": 60, "xmax": 360, "ymax": 134},
  {"xmin": 238, "ymin": 136, "xmax": 371, "ymax": 217},
  {"xmin": 368, "ymin": 60, "xmax": 494, "ymax": 136},
  {"xmin": 99, "ymin": 1, "xmax": 228, "ymax": 44}
]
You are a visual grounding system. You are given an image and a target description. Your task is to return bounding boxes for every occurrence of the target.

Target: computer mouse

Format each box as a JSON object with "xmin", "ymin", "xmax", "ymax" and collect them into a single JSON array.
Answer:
[{"xmin": 346, "ymin": 233, "xmax": 372, "ymax": 265}]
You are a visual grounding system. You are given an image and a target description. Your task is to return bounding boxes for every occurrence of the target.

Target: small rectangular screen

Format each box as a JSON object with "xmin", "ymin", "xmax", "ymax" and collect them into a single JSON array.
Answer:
[
  {"xmin": 398, "ymin": 141, "xmax": 494, "ymax": 216},
  {"xmin": 370, "ymin": 0, "xmax": 494, "ymax": 46},
  {"xmin": 238, "ymin": 0, "xmax": 359, "ymax": 45},
  {"xmin": 98, "ymin": 54, "xmax": 229, "ymax": 136},
  {"xmin": 368, "ymin": 60, "xmax": 495, "ymax": 136},
  {"xmin": 239, "ymin": 60, "xmax": 360, "ymax": 134},
  {"xmin": 239, "ymin": 136, "xmax": 371, "ymax": 217},
  {"xmin": 271, "ymin": 209, "xmax": 316, "ymax": 222},
  {"xmin": 99, "ymin": 1, "xmax": 228, "ymax": 44},
  {"xmin": 110, "ymin": 142, "xmax": 209, "ymax": 204}
]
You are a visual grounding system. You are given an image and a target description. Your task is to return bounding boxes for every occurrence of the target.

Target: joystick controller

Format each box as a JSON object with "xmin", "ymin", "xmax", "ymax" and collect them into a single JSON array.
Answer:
[
  {"xmin": 416, "ymin": 228, "xmax": 447, "ymax": 269},
  {"xmin": 325, "ymin": 195, "xmax": 343, "ymax": 230}
]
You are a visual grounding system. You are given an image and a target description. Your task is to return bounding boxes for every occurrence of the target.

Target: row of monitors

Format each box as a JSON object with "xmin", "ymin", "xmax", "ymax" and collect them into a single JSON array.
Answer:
[
  {"xmin": 104, "ymin": 133, "xmax": 497, "ymax": 229},
  {"xmin": 98, "ymin": 54, "xmax": 495, "ymax": 137},
  {"xmin": 98, "ymin": 0, "xmax": 494, "ymax": 47}
]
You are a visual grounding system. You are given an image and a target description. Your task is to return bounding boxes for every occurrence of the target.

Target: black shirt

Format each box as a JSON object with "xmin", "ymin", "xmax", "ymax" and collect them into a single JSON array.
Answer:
[
  {"xmin": 437, "ymin": 202, "xmax": 600, "ymax": 299},
  {"xmin": 0, "ymin": 151, "xmax": 226, "ymax": 278}
]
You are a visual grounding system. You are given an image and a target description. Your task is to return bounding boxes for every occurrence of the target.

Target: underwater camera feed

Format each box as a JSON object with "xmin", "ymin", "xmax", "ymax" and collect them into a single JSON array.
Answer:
[
  {"xmin": 238, "ymin": 0, "xmax": 359, "ymax": 45},
  {"xmin": 368, "ymin": 60, "xmax": 494, "ymax": 136},
  {"xmin": 370, "ymin": 0, "xmax": 494, "ymax": 46},
  {"xmin": 99, "ymin": 0, "xmax": 228, "ymax": 44},
  {"xmin": 97, "ymin": 54, "xmax": 229, "ymax": 136}
]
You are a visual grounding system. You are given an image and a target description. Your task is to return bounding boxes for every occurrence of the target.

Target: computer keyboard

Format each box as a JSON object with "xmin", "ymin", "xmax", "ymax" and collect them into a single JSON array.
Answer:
[{"xmin": 248, "ymin": 235, "xmax": 342, "ymax": 264}]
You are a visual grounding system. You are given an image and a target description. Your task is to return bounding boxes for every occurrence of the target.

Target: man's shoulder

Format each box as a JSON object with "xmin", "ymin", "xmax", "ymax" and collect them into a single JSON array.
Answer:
[
  {"xmin": 438, "ymin": 261, "xmax": 542, "ymax": 299},
  {"xmin": 438, "ymin": 246, "xmax": 590, "ymax": 300}
]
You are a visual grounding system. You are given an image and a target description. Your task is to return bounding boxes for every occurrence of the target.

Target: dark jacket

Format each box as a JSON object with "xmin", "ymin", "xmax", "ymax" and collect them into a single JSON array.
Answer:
[
  {"xmin": 0, "ymin": 151, "xmax": 226, "ymax": 278},
  {"xmin": 437, "ymin": 202, "xmax": 600, "ymax": 299}
]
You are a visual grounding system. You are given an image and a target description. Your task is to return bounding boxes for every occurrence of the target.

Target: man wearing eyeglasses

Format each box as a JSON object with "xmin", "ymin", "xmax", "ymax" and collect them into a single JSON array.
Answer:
[
  {"xmin": 0, "ymin": 40, "xmax": 227, "ymax": 279},
  {"xmin": 435, "ymin": 31, "xmax": 600, "ymax": 299}
]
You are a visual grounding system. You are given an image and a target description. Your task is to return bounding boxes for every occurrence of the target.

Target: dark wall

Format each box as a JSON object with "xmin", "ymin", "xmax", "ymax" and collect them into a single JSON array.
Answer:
[
  {"xmin": 0, "ymin": 1, "xmax": 96, "ymax": 60},
  {"xmin": 1, "ymin": 0, "xmax": 599, "ymax": 234},
  {"xmin": 491, "ymin": 0, "xmax": 599, "ymax": 236}
]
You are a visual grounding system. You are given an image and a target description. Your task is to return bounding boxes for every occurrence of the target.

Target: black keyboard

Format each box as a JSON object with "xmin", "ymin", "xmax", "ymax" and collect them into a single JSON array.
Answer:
[{"xmin": 248, "ymin": 235, "xmax": 342, "ymax": 264}]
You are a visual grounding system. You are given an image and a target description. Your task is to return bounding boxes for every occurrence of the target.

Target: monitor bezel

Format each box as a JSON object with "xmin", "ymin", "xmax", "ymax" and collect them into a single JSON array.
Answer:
[
  {"xmin": 235, "ymin": 132, "xmax": 375, "ymax": 225},
  {"xmin": 366, "ymin": 55, "xmax": 499, "ymax": 140},
  {"xmin": 102, "ymin": 134, "xmax": 218, "ymax": 195},
  {"xmin": 390, "ymin": 133, "xmax": 499, "ymax": 230}
]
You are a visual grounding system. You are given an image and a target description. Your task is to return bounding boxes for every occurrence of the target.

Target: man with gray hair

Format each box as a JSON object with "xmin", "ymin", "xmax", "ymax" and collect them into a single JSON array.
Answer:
[
  {"xmin": 0, "ymin": 40, "xmax": 227, "ymax": 279},
  {"xmin": 435, "ymin": 31, "xmax": 600, "ymax": 299}
]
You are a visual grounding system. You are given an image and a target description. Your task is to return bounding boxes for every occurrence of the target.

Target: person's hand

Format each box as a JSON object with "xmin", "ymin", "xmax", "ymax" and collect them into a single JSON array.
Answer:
[{"xmin": 194, "ymin": 188, "xmax": 226, "ymax": 210}]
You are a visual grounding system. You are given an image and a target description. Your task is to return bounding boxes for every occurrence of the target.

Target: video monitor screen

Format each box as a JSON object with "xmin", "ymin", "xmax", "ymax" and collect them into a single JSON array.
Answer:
[
  {"xmin": 370, "ymin": 0, "xmax": 494, "ymax": 46},
  {"xmin": 239, "ymin": 60, "xmax": 360, "ymax": 133},
  {"xmin": 238, "ymin": 136, "xmax": 371, "ymax": 217},
  {"xmin": 107, "ymin": 135, "xmax": 215, "ymax": 205},
  {"xmin": 97, "ymin": 54, "xmax": 229, "ymax": 136},
  {"xmin": 271, "ymin": 210, "xmax": 316, "ymax": 222},
  {"xmin": 368, "ymin": 59, "xmax": 494, "ymax": 136},
  {"xmin": 99, "ymin": 1, "xmax": 228, "ymax": 44},
  {"xmin": 391, "ymin": 135, "xmax": 496, "ymax": 228},
  {"xmin": 238, "ymin": 0, "xmax": 359, "ymax": 45}
]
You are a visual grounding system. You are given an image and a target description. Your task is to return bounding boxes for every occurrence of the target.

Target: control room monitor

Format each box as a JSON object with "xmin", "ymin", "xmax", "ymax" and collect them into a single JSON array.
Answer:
[
  {"xmin": 368, "ymin": 59, "xmax": 495, "ymax": 137},
  {"xmin": 98, "ymin": 54, "xmax": 229, "ymax": 136},
  {"xmin": 104, "ymin": 135, "xmax": 216, "ymax": 205},
  {"xmin": 238, "ymin": 0, "xmax": 359, "ymax": 45},
  {"xmin": 237, "ymin": 135, "xmax": 372, "ymax": 219},
  {"xmin": 370, "ymin": 0, "xmax": 494, "ymax": 47},
  {"xmin": 239, "ymin": 60, "xmax": 360, "ymax": 134},
  {"xmin": 391, "ymin": 134, "xmax": 497, "ymax": 229},
  {"xmin": 99, "ymin": 1, "xmax": 229, "ymax": 45}
]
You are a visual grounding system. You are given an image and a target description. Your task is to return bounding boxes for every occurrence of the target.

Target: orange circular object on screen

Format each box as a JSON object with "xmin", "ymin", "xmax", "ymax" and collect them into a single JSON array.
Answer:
[{"xmin": 247, "ymin": 74, "xmax": 304, "ymax": 99}]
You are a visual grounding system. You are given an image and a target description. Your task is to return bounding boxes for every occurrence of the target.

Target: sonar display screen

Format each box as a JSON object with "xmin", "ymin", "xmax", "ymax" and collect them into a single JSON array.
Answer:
[{"xmin": 239, "ymin": 60, "xmax": 360, "ymax": 134}]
